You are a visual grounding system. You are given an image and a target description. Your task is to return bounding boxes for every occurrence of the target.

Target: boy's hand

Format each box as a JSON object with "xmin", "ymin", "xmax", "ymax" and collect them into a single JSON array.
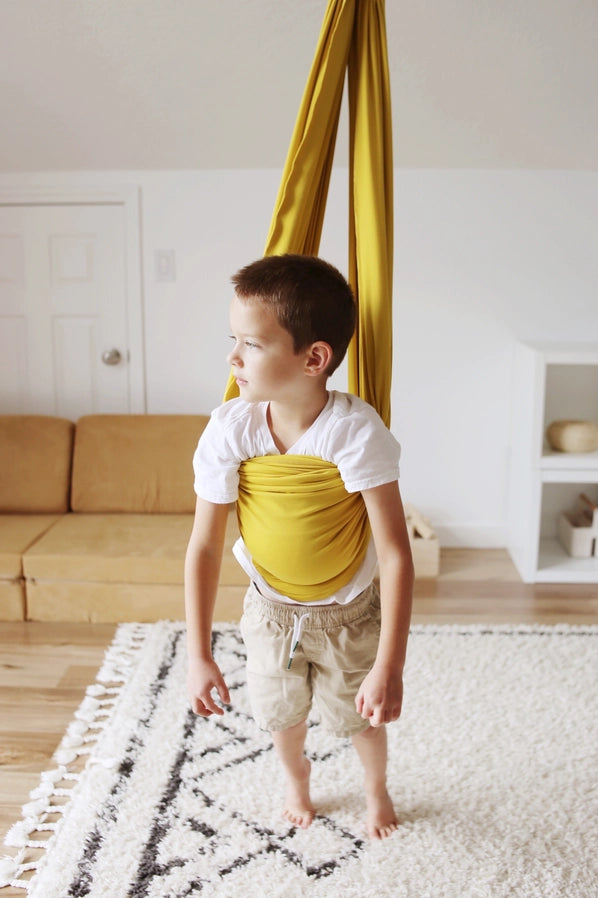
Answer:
[
  {"xmin": 187, "ymin": 657, "xmax": 231, "ymax": 717},
  {"xmin": 355, "ymin": 663, "xmax": 404, "ymax": 728}
]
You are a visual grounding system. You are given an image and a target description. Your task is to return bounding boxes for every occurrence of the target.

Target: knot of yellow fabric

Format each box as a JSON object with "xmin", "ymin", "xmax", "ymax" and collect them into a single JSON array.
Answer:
[{"xmin": 237, "ymin": 455, "xmax": 370, "ymax": 602}]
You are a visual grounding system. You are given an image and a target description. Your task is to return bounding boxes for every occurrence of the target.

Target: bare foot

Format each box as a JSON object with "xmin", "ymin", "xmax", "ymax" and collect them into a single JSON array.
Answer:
[
  {"xmin": 282, "ymin": 758, "xmax": 315, "ymax": 829},
  {"xmin": 365, "ymin": 786, "xmax": 399, "ymax": 840}
]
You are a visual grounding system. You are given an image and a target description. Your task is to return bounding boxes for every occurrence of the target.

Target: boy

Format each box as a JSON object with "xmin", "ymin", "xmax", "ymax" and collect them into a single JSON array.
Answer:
[{"xmin": 185, "ymin": 254, "xmax": 413, "ymax": 840}]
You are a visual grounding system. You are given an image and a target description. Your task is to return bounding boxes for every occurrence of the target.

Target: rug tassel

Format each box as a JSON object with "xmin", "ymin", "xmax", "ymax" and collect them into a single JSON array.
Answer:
[
  {"xmin": 0, "ymin": 850, "xmax": 38, "ymax": 890},
  {"xmin": 1, "ymin": 623, "xmax": 150, "ymax": 891}
]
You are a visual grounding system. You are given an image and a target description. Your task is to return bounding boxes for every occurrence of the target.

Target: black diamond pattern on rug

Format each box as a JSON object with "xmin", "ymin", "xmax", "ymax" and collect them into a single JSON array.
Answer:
[{"xmin": 128, "ymin": 629, "xmax": 365, "ymax": 897}]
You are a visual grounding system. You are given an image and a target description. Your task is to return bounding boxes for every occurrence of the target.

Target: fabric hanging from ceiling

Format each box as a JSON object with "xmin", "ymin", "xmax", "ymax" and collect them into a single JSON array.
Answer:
[{"xmin": 224, "ymin": 0, "xmax": 393, "ymax": 427}]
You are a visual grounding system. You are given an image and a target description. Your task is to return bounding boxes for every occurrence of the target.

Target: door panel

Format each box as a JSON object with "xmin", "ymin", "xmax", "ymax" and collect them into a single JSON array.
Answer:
[{"xmin": 0, "ymin": 203, "xmax": 132, "ymax": 418}]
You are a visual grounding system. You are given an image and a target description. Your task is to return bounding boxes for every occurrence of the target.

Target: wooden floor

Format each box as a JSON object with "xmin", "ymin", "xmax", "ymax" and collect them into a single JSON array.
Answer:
[{"xmin": 1, "ymin": 548, "xmax": 597, "ymax": 893}]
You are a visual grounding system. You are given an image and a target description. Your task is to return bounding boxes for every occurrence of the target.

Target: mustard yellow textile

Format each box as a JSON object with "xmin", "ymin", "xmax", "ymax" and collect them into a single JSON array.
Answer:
[
  {"xmin": 237, "ymin": 455, "xmax": 370, "ymax": 602},
  {"xmin": 224, "ymin": 1, "xmax": 393, "ymax": 600},
  {"xmin": 225, "ymin": 0, "xmax": 393, "ymax": 423},
  {"xmin": 347, "ymin": 0, "xmax": 394, "ymax": 427}
]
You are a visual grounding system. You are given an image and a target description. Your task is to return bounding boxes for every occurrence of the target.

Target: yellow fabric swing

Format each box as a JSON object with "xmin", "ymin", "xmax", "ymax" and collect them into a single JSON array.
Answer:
[{"xmin": 224, "ymin": 0, "xmax": 394, "ymax": 602}]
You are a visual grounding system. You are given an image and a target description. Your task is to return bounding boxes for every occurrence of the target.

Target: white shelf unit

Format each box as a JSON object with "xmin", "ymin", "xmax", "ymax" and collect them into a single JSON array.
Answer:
[{"xmin": 507, "ymin": 342, "xmax": 598, "ymax": 583}]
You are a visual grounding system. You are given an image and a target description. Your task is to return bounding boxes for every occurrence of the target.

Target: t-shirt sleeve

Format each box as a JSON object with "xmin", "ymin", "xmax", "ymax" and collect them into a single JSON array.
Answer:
[
  {"xmin": 332, "ymin": 401, "xmax": 401, "ymax": 493},
  {"xmin": 193, "ymin": 408, "xmax": 241, "ymax": 503}
]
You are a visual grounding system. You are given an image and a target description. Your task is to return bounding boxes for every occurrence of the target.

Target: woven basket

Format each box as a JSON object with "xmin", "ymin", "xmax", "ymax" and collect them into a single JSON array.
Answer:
[{"xmin": 546, "ymin": 419, "xmax": 598, "ymax": 453}]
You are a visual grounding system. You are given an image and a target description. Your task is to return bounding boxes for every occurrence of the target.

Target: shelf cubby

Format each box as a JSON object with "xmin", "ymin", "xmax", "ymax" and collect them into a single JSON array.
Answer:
[{"xmin": 507, "ymin": 342, "xmax": 598, "ymax": 583}]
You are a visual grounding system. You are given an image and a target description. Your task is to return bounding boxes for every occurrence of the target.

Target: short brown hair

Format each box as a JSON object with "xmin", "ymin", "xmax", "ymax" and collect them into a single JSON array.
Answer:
[{"xmin": 231, "ymin": 254, "xmax": 355, "ymax": 375}]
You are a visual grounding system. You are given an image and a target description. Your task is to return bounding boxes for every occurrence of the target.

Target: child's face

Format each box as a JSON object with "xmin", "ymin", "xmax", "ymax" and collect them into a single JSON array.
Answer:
[{"xmin": 228, "ymin": 294, "xmax": 311, "ymax": 404}]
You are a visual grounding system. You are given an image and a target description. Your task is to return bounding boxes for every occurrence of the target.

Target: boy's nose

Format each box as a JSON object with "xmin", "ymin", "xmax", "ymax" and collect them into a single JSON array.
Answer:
[{"xmin": 227, "ymin": 347, "xmax": 242, "ymax": 367}]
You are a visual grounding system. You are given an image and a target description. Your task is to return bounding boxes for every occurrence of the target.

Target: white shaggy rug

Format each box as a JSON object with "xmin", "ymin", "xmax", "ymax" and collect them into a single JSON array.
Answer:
[{"xmin": 2, "ymin": 623, "xmax": 598, "ymax": 897}]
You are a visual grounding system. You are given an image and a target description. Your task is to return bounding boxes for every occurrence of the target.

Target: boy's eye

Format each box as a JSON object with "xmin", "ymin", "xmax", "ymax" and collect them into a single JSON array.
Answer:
[{"xmin": 228, "ymin": 336, "xmax": 260, "ymax": 350}]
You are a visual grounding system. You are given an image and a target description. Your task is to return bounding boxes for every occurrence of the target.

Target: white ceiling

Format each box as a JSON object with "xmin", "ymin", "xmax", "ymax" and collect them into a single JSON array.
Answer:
[{"xmin": 1, "ymin": 0, "xmax": 597, "ymax": 171}]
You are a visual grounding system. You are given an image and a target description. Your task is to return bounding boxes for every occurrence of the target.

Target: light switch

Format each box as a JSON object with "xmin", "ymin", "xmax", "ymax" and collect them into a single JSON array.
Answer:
[{"xmin": 155, "ymin": 249, "xmax": 176, "ymax": 282}]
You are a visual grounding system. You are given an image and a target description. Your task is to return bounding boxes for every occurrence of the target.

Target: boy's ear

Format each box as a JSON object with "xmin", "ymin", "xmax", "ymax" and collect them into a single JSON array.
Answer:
[{"xmin": 305, "ymin": 341, "xmax": 333, "ymax": 376}]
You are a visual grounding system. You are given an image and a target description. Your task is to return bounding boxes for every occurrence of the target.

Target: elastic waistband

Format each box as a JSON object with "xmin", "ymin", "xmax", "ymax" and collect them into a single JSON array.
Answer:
[{"xmin": 245, "ymin": 580, "xmax": 378, "ymax": 629}]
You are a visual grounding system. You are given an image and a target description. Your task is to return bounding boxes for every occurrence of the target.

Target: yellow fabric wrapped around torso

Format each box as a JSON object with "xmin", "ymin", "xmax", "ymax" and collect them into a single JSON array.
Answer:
[{"xmin": 237, "ymin": 454, "xmax": 370, "ymax": 602}]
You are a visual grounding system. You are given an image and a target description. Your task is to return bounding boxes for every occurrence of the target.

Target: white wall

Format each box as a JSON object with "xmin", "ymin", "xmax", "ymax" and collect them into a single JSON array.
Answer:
[
  {"xmin": 3, "ymin": 168, "xmax": 598, "ymax": 547},
  {"xmin": 392, "ymin": 171, "xmax": 598, "ymax": 545}
]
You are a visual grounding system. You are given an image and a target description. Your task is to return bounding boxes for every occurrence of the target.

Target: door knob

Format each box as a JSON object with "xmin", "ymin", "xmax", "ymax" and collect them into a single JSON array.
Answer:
[{"xmin": 101, "ymin": 348, "xmax": 122, "ymax": 366}]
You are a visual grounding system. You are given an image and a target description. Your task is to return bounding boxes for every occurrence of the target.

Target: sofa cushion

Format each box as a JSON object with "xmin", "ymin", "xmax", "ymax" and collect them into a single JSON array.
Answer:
[
  {"xmin": 0, "ymin": 514, "xmax": 62, "ymax": 580},
  {"xmin": 0, "ymin": 514, "xmax": 62, "ymax": 621},
  {"xmin": 0, "ymin": 514, "xmax": 61, "ymax": 580},
  {"xmin": 0, "ymin": 580, "xmax": 26, "ymax": 620},
  {"xmin": 0, "ymin": 416, "xmax": 74, "ymax": 512},
  {"xmin": 0, "ymin": 514, "xmax": 63, "ymax": 578},
  {"xmin": 23, "ymin": 514, "xmax": 193, "ymax": 584},
  {"xmin": 25, "ymin": 580, "xmax": 247, "ymax": 624},
  {"xmin": 70, "ymin": 415, "xmax": 209, "ymax": 513},
  {"xmin": 22, "ymin": 511, "xmax": 245, "ymax": 586},
  {"xmin": 26, "ymin": 579, "xmax": 187, "ymax": 623}
]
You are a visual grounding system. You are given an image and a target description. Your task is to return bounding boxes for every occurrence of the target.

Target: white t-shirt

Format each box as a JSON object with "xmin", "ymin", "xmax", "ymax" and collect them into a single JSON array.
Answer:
[{"xmin": 193, "ymin": 390, "xmax": 401, "ymax": 605}]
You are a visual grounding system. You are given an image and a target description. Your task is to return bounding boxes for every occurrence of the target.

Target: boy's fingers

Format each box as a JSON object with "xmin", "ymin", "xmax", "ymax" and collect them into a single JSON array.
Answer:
[
  {"xmin": 358, "ymin": 701, "xmax": 396, "ymax": 726},
  {"xmin": 219, "ymin": 681, "xmax": 231, "ymax": 705},
  {"xmin": 359, "ymin": 702, "xmax": 375, "ymax": 721},
  {"xmin": 195, "ymin": 684, "xmax": 229, "ymax": 717},
  {"xmin": 191, "ymin": 696, "xmax": 215, "ymax": 717}
]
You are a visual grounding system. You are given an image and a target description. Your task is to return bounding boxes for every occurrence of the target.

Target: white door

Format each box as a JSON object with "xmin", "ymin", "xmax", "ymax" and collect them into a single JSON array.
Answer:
[{"xmin": 0, "ymin": 203, "xmax": 138, "ymax": 419}]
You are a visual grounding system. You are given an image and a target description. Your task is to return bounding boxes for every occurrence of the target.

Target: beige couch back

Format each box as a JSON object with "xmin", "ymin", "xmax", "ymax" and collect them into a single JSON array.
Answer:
[
  {"xmin": 0, "ymin": 415, "xmax": 74, "ymax": 512},
  {"xmin": 70, "ymin": 414, "xmax": 209, "ymax": 513}
]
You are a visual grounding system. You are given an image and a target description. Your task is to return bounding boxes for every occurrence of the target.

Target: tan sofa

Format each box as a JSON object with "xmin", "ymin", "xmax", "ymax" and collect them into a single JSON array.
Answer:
[
  {"xmin": 1, "ymin": 413, "xmax": 437, "ymax": 622},
  {"xmin": 0, "ymin": 416, "xmax": 74, "ymax": 620},
  {"xmin": 0, "ymin": 414, "xmax": 245, "ymax": 622}
]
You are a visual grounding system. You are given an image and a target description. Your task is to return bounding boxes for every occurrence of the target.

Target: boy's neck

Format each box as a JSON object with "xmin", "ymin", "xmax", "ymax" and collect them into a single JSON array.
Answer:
[{"xmin": 267, "ymin": 387, "xmax": 330, "ymax": 454}]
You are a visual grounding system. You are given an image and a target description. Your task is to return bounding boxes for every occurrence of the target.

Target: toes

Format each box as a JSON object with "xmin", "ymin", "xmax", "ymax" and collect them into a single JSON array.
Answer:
[
  {"xmin": 368, "ymin": 821, "xmax": 398, "ymax": 840},
  {"xmin": 283, "ymin": 809, "xmax": 314, "ymax": 829}
]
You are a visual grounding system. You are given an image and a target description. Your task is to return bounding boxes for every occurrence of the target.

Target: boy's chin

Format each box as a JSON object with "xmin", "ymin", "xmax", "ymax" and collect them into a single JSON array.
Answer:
[{"xmin": 237, "ymin": 384, "xmax": 261, "ymax": 403}]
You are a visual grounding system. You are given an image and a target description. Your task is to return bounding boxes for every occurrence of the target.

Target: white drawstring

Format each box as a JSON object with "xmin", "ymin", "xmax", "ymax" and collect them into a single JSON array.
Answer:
[{"xmin": 287, "ymin": 612, "xmax": 310, "ymax": 669}]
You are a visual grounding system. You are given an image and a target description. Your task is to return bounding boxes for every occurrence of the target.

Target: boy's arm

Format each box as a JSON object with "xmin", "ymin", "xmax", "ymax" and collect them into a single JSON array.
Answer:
[
  {"xmin": 357, "ymin": 480, "xmax": 414, "ymax": 727},
  {"xmin": 184, "ymin": 496, "xmax": 231, "ymax": 717}
]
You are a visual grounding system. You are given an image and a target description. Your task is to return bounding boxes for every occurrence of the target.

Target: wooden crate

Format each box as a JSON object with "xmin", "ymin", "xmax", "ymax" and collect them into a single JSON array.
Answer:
[
  {"xmin": 558, "ymin": 494, "xmax": 598, "ymax": 558},
  {"xmin": 405, "ymin": 504, "xmax": 440, "ymax": 578}
]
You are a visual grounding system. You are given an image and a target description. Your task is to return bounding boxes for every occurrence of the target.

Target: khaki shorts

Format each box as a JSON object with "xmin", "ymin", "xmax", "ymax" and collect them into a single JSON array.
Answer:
[{"xmin": 239, "ymin": 581, "xmax": 381, "ymax": 737}]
